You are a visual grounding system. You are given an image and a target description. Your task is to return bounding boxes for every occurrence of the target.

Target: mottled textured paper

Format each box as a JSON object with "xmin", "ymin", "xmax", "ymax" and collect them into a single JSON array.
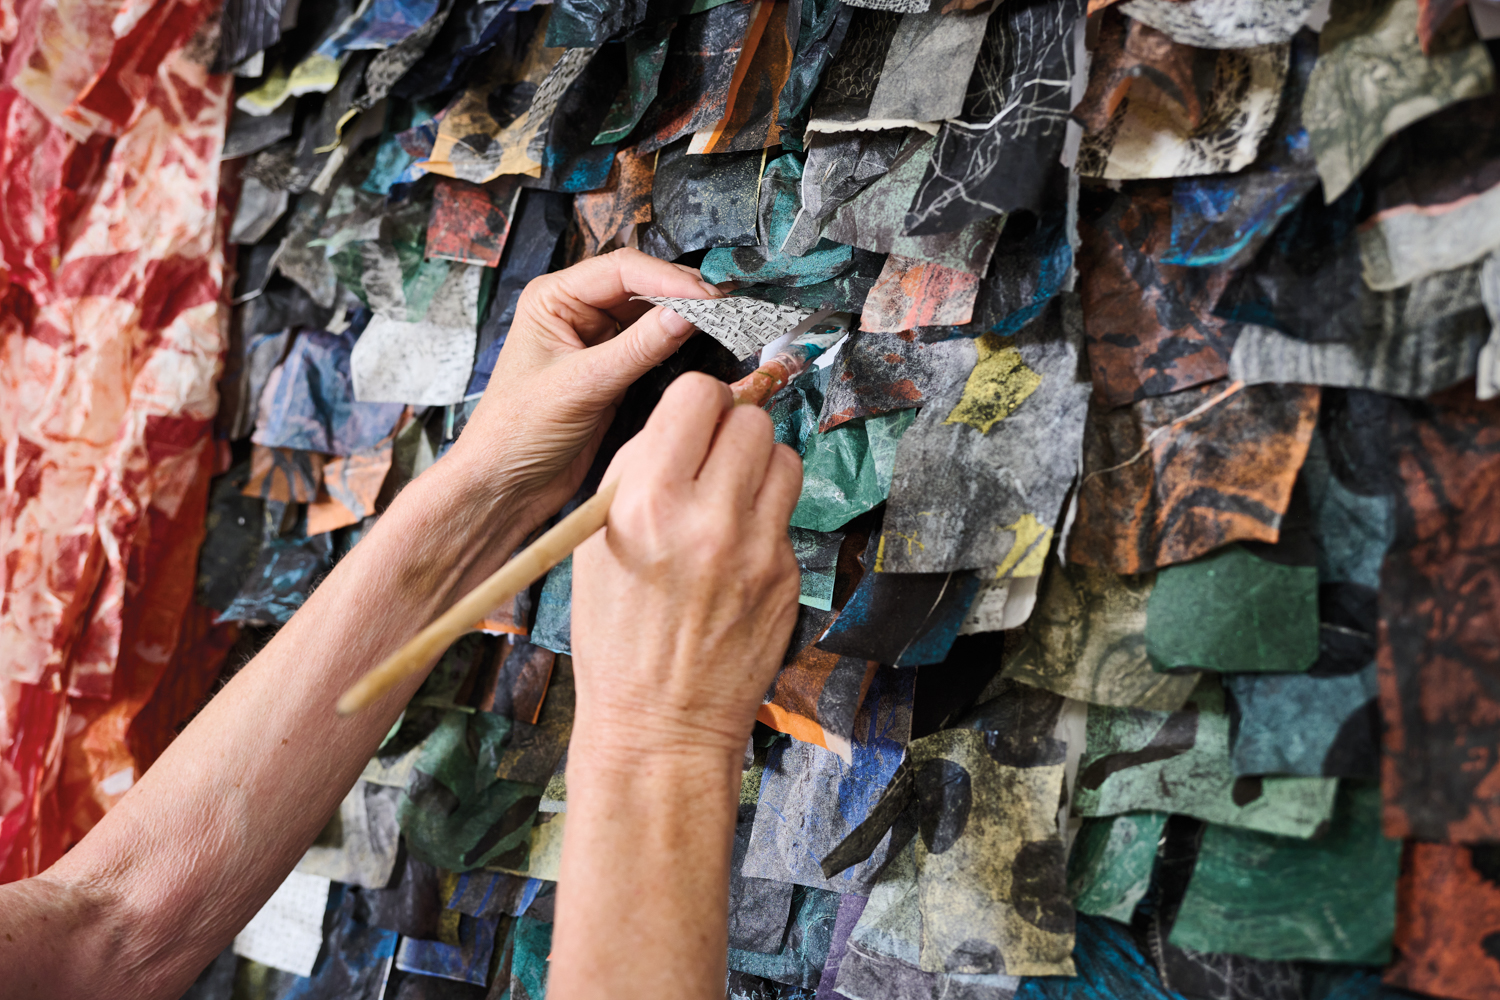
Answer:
[
  {"xmin": 1068, "ymin": 380, "xmax": 1320, "ymax": 575},
  {"xmin": 1146, "ymin": 544, "xmax": 1320, "ymax": 674},
  {"xmin": 1160, "ymin": 31, "xmax": 1321, "ymax": 271},
  {"xmin": 426, "ymin": 176, "xmax": 522, "ymax": 266},
  {"xmin": 1013, "ymin": 915, "xmax": 1182, "ymax": 1000},
  {"xmin": 593, "ymin": 22, "xmax": 673, "ymax": 145},
  {"xmin": 730, "ymin": 802, "xmax": 797, "ymax": 955},
  {"xmin": 805, "ymin": 7, "xmax": 903, "ymax": 133},
  {"xmin": 701, "ymin": 152, "xmax": 859, "ymax": 288},
  {"xmin": 420, "ymin": 13, "xmax": 567, "ymax": 182},
  {"xmin": 744, "ymin": 666, "xmax": 914, "ymax": 893},
  {"xmin": 1386, "ymin": 843, "xmax": 1500, "ymax": 1000},
  {"xmin": 1302, "ymin": 0, "xmax": 1494, "ymax": 202},
  {"xmin": 297, "ymin": 781, "xmax": 402, "ymax": 889},
  {"xmin": 351, "ymin": 263, "xmax": 482, "ymax": 405},
  {"xmin": 635, "ymin": 1, "xmax": 758, "ymax": 153},
  {"xmin": 864, "ymin": 7, "xmax": 992, "ymax": 125},
  {"xmin": 757, "ymin": 646, "xmax": 877, "ymax": 759},
  {"xmin": 1001, "ymin": 561, "xmax": 1201, "ymax": 711},
  {"xmin": 910, "ymin": 726, "xmax": 1074, "ymax": 976},
  {"xmin": 1226, "ymin": 273, "xmax": 1489, "ymax": 398},
  {"xmin": 639, "ymin": 296, "xmax": 818, "ymax": 360},
  {"xmin": 818, "ymin": 331, "xmax": 975, "ymax": 432},
  {"xmin": 1074, "ymin": 676, "xmax": 1339, "ymax": 837},
  {"xmin": 644, "ymin": 140, "xmax": 762, "ymax": 259},
  {"xmin": 1118, "ymin": 0, "xmax": 1321, "ymax": 47},
  {"xmin": 398, "ymin": 711, "xmax": 542, "ymax": 872},
  {"xmin": 1078, "ymin": 16, "xmax": 1289, "ymax": 181},
  {"xmin": 692, "ymin": 0, "xmax": 795, "ymax": 154},
  {"xmin": 1379, "ymin": 387, "xmax": 1500, "ymax": 842},
  {"xmin": 1078, "ymin": 184, "xmax": 1242, "ymax": 408},
  {"xmin": 253, "ymin": 330, "xmax": 405, "ymax": 455},
  {"xmin": 823, "ymin": 133, "xmax": 1005, "ymax": 276},
  {"xmin": 1171, "ymin": 783, "xmax": 1398, "ymax": 963},
  {"xmin": 788, "ymin": 130, "xmax": 907, "ymax": 256},
  {"xmin": 877, "ymin": 300, "xmax": 1090, "ymax": 576},
  {"xmin": 838, "ymin": 845, "xmax": 1022, "ymax": 1000},
  {"xmin": 1356, "ymin": 94, "xmax": 1500, "ymax": 291},
  {"xmin": 728, "ymin": 885, "xmax": 842, "ymax": 989},
  {"xmin": 860, "ymin": 254, "xmax": 981, "ymax": 333},
  {"xmin": 905, "ymin": 0, "xmax": 1083, "ymax": 230},
  {"xmin": 1067, "ymin": 813, "xmax": 1167, "ymax": 922}
]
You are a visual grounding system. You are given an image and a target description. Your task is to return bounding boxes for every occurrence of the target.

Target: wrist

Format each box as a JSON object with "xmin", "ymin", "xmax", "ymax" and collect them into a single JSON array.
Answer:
[{"xmin": 567, "ymin": 716, "xmax": 745, "ymax": 789}]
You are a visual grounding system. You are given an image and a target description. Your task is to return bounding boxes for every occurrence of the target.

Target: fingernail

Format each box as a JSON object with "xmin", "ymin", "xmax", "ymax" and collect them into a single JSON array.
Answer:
[
  {"xmin": 699, "ymin": 280, "xmax": 724, "ymax": 298},
  {"xmin": 660, "ymin": 308, "xmax": 694, "ymax": 338}
]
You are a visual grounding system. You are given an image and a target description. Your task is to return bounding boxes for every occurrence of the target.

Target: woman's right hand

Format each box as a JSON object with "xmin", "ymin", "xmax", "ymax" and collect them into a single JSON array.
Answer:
[{"xmin": 569, "ymin": 373, "xmax": 804, "ymax": 772}]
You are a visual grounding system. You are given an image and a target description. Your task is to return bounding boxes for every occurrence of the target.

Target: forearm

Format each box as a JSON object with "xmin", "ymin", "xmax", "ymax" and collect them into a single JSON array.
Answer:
[
  {"xmin": 7, "ymin": 457, "xmax": 534, "ymax": 1000},
  {"xmin": 550, "ymin": 733, "xmax": 742, "ymax": 1000}
]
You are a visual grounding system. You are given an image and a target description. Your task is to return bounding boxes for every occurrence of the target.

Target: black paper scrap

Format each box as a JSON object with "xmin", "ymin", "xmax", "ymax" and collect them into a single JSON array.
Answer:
[
  {"xmin": 822, "ymin": 132, "xmax": 1005, "ymax": 275},
  {"xmin": 905, "ymin": 0, "xmax": 1082, "ymax": 231},
  {"xmin": 641, "ymin": 139, "xmax": 763, "ymax": 260}
]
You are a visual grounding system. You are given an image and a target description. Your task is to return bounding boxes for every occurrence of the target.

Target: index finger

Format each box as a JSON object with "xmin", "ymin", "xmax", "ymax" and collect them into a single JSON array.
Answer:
[
  {"xmin": 544, "ymin": 248, "xmax": 721, "ymax": 320},
  {"xmin": 631, "ymin": 372, "xmax": 734, "ymax": 486}
]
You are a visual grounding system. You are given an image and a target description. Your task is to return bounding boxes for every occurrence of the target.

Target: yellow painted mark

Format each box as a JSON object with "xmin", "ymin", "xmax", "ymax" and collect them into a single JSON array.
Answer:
[
  {"xmin": 944, "ymin": 333, "xmax": 1042, "ymax": 435},
  {"xmin": 996, "ymin": 513, "xmax": 1052, "ymax": 579}
]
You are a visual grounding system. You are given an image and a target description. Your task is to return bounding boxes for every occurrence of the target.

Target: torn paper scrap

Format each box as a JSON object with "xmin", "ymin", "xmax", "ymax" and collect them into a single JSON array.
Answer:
[
  {"xmin": 234, "ymin": 869, "xmax": 332, "ymax": 977},
  {"xmin": 638, "ymin": 296, "xmax": 819, "ymax": 360}
]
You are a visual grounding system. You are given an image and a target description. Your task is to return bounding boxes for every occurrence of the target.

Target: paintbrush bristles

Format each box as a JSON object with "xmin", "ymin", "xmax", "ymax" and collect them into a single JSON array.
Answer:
[{"xmin": 336, "ymin": 479, "xmax": 620, "ymax": 716}]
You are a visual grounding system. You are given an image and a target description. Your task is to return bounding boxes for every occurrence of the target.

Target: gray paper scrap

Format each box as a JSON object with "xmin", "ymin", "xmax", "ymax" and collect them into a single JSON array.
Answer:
[
  {"xmin": 352, "ymin": 263, "xmax": 481, "ymax": 405},
  {"xmin": 637, "ymin": 296, "xmax": 818, "ymax": 360},
  {"xmin": 1478, "ymin": 251, "xmax": 1500, "ymax": 400},
  {"xmin": 1117, "ymin": 0, "xmax": 1321, "ymax": 49},
  {"xmin": 1081, "ymin": 42, "xmax": 1289, "ymax": 180},
  {"xmin": 231, "ymin": 177, "xmax": 290, "ymax": 245},
  {"xmin": 297, "ymin": 781, "xmax": 402, "ymax": 890},
  {"xmin": 860, "ymin": 8, "xmax": 991, "ymax": 127},
  {"xmin": 1359, "ymin": 181, "xmax": 1500, "ymax": 291},
  {"xmin": 233, "ymin": 869, "xmax": 331, "ymax": 977},
  {"xmin": 1228, "ymin": 263, "xmax": 1488, "ymax": 397},
  {"xmin": 844, "ymin": 0, "xmax": 932, "ymax": 11}
]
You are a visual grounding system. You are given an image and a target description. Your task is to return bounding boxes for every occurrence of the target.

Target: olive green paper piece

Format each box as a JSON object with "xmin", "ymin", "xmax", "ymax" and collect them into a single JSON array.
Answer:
[
  {"xmin": 1073, "ymin": 676, "xmax": 1338, "ymax": 837},
  {"xmin": 1303, "ymin": 0, "xmax": 1494, "ymax": 202},
  {"xmin": 1067, "ymin": 812, "xmax": 1169, "ymax": 923},
  {"xmin": 1000, "ymin": 561, "xmax": 1201, "ymax": 712},
  {"xmin": 1146, "ymin": 544, "xmax": 1319, "ymax": 674},
  {"xmin": 877, "ymin": 300, "xmax": 1091, "ymax": 576},
  {"xmin": 909, "ymin": 727, "xmax": 1075, "ymax": 977},
  {"xmin": 1170, "ymin": 783, "xmax": 1399, "ymax": 963},
  {"xmin": 840, "ymin": 842, "xmax": 1022, "ymax": 998}
]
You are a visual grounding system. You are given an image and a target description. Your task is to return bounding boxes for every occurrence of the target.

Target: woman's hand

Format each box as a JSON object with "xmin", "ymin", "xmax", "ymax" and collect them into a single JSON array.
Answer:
[
  {"xmin": 570, "ymin": 373, "xmax": 805, "ymax": 769},
  {"xmin": 444, "ymin": 247, "xmax": 724, "ymax": 537}
]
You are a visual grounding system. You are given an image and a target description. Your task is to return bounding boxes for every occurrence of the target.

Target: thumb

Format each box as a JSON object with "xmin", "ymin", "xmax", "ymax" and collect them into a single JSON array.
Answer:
[{"xmin": 569, "ymin": 305, "xmax": 698, "ymax": 401}]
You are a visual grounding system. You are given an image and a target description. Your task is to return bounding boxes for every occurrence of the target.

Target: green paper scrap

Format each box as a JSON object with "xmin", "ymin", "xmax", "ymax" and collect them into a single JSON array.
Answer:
[
  {"xmin": 1074, "ymin": 676, "xmax": 1338, "ymax": 838},
  {"xmin": 1171, "ymin": 783, "xmax": 1399, "ymax": 963},
  {"xmin": 1146, "ymin": 544, "xmax": 1320, "ymax": 674},
  {"xmin": 772, "ymin": 366, "xmax": 917, "ymax": 533},
  {"xmin": 1067, "ymin": 812, "xmax": 1169, "ymax": 924},
  {"xmin": 594, "ymin": 23, "xmax": 673, "ymax": 145},
  {"xmin": 397, "ymin": 711, "xmax": 544, "ymax": 872},
  {"xmin": 791, "ymin": 526, "xmax": 842, "ymax": 611},
  {"xmin": 1304, "ymin": 0, "xmax": 1494, "ymax": 201}
]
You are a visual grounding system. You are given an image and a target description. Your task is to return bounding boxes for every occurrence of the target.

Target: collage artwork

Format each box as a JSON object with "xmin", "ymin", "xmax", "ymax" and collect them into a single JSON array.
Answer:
[{"xmin": 5, "ymin": 0, "xmax": 1500, "ymax": 997}]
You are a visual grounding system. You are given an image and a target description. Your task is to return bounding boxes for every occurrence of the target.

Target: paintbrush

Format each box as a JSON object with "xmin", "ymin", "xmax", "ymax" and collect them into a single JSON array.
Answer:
[{"xmin": 336, "ymin": 314, "xmax": 851, "ymax": 716}]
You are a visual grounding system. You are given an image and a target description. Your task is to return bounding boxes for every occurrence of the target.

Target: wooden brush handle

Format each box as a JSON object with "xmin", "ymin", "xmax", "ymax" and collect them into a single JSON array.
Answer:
[{"xmin": 336, "ymin": 479, "xmax": 619, "ymax": 716}]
